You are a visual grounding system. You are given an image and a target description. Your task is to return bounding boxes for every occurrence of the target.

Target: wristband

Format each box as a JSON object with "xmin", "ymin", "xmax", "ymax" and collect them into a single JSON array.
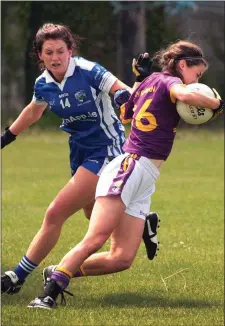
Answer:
[
  {"xmin": 5, "ymin": 127, "xmax": 17, "ymax": 139},
  {"xmin": 1, "ymin": 127, "xmax": 17, "ymax": 149},
  {"xmin": 217, "ymin": 99, "xmax": 224, "ymax": 110}
]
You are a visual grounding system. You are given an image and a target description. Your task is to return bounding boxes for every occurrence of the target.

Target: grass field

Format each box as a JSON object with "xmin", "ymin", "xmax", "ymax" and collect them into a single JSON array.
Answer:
[{"xmin": 1, "ymin": 129, "xmax": 224, "ymax": 326}]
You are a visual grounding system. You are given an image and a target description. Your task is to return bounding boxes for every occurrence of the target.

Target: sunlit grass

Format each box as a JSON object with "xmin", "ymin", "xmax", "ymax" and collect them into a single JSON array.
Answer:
[{"xmin": 1, "ymin": 129, "xmax": 224, "ymax": 326}]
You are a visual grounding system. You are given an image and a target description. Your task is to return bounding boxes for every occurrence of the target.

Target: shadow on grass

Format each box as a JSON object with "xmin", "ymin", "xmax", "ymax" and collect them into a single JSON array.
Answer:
[
  {"xmin": 1, "ymin": 265, "xmax": 222, "ymax": 310},
  {"xmin": 2, "ymin": 290, "xmax": 222, "ymax": 310},
  {"xmin": 99, "ymin": 292, "xmax": 220, "ymax": 309}
]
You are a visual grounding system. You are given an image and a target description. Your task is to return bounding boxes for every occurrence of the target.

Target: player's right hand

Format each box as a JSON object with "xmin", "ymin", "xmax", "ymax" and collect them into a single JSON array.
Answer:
[
  {"xmin": 210, "ymin": 88, "xmax": 224, "ymax": 121},
  {"xmin": 132, "ymin": 53, "xmax": 153, "ymax": 82},
  {"xmin": 1, "ymin": 127, "xmax": 16, "ymax": 149}
]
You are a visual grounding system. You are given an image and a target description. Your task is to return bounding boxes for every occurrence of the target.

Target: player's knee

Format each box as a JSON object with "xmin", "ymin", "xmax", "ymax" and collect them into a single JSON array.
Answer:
[
  {"xmin": 43, "ymin": 203, "xmax": 64, "ymax": 228},
  {"xmin": 117, "ymin": 257, "xmax": 133, "ymax": 271}
]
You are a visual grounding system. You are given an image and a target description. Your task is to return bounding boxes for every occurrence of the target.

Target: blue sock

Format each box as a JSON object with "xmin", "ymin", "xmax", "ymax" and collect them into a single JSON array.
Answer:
[{"xmin": 14, "ymin": 255, "xmax": 38, "ymax": 282}]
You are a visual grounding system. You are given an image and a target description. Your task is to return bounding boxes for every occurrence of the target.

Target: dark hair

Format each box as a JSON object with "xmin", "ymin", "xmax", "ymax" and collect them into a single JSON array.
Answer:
[
  {"xmin": 152, "ymin": 40, "xmax": 208, "ymax": 78},
  {"xmin": 33, "ymin": 23, "xmax": 83, "ymax": 70}
]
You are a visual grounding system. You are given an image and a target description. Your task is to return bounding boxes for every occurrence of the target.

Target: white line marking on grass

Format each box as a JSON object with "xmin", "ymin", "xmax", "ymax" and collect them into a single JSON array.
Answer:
[
  {"xmin": 163, "ymin": 268, "xmax": 189, "ymax": 280},
  {"xmin": 160, "ymin": 275, "xmax": 168, "ymax": 292},
  {"xmin": 160, "ymin": 268, "xmax": 189, "ymax": 292}
]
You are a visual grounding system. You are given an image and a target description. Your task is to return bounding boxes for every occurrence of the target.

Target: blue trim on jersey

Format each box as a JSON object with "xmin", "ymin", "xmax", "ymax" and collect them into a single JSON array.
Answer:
[
  {"xmin": 111, "ymin": 114, "xmax": 126, "ymax": 153},
  {"xmin": 97, "ymin": 103, "xmax": 121, "ymax": 156},
  {"xmin": 32, "ymin": 56, "xmax": 125, "ymax": 152}
]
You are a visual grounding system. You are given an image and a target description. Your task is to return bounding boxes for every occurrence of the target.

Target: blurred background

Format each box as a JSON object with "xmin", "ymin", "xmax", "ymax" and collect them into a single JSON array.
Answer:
[{"xmin": 1, "ymin": 1, "xmax": 224, "ymax": 129}]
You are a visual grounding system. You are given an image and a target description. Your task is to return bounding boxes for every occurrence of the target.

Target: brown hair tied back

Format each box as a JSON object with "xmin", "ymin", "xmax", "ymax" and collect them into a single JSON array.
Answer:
[{"xmin": 152, "ymin": 40, "xmax": 208, "ymax": 78}]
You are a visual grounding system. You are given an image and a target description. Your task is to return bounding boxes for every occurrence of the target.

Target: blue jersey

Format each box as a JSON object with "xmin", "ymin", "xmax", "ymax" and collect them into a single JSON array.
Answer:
[{"xmin": 32, "ymin": 56, "xmax": 125, "ymax": 156}]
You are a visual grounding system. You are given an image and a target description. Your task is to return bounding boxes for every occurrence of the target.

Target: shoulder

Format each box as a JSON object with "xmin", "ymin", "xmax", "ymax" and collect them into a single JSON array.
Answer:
[
  {"xmin": 34, "ymin": 71, "xmax": 48, "ymax": 86},
  {"xmin": 148, "ymin": 72, "xmax": 180, "ymax": 83},
  {"xmin": 153, "ymin": 73, "xmax": 182, "ymax": 95},
  {"xmin": 74, "ymin": 56, "xmax": 96, "ymax": 71},
  {"xmin": 161, "ymin": 72, "xmax": 182, "ymax": 85}
]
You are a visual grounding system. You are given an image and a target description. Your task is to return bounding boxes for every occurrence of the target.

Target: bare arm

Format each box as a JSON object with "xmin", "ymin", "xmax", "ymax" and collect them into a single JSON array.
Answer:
[
  {"xmin": 109, "ymin": 80, "xmax": 131, "ymax": 95},
  {"xmin": 171, "ymin": 84, "xmax": 220, "ymax": 110},
  {"xmin": 9, "ymin": 102, "xmax": 48, "ymax": 135}
]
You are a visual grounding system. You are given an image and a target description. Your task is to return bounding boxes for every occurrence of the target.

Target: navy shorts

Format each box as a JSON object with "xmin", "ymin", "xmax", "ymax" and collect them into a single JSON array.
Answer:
[{"xmin": 69, "ymin": 137, "xmax": 122, "ymax": 176}]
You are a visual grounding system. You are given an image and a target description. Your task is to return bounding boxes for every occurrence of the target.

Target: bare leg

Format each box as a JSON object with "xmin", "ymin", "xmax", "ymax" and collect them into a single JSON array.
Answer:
[
  {"xmin": 26, "ymin": 167, "xmax": 99, "ymax": 264},
  {"xmin": 79, "ymin": 213, "xmax": 145, "ymax": 275},
  {"xmin": 57, "ymin": 196, "xmax": 126, "ymax": 274}
]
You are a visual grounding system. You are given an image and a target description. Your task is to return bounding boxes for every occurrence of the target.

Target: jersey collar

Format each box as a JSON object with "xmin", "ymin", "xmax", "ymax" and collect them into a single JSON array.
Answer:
[
  {"xmin": 64, "ymin": 57, "xmax": 76, "ymax": 78},
  {"xmin": 44, "ymin": 57, "xmax": 76, "ymax": 84}
]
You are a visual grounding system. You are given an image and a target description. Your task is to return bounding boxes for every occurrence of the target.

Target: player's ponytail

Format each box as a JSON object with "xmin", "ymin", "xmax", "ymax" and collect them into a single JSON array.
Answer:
[{"xmin": 152, "ymin": 40, "xmax": 208, "ymax": 77}]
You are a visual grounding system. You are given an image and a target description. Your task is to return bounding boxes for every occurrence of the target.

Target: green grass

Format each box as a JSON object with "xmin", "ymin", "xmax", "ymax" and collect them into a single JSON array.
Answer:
[{"xmin": 1, "ymin": 129, "xmax": 224, "ymax": 326}]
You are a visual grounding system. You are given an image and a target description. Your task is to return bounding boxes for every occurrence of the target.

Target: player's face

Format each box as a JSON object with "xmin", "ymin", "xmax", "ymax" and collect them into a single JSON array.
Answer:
[
  {"xmin": 39, "ymin": 39, "xmax": 72, "ymax": 81},
  {"xmin": 179, "ymin": 61, "xmax": 207, "ymax": 84}
]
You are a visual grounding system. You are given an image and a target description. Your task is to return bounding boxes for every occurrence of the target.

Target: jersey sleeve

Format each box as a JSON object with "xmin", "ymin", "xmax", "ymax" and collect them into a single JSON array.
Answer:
[
  {"xmin": 31, "ymin": 78, "xmax": 48, "ymax": 105},
  {"xmin": 88, "ymin": 63, "xmax": 117, "ymax": 93},
  {"xmin": 164, "ymin": 76, "xmax": 183, "ymax": 103},
  {"xmin": 120, "ymin": 101, "xmax": 133, "ymax": 124},
  {"xmin": 119, "ymin": 91, "xmax": 136, "ymax": 124}
]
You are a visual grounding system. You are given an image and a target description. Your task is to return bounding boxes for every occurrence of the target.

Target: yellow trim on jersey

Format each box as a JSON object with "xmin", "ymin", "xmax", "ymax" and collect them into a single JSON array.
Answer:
[
  {"xmin": 170, "ymin": 84, "xmax": 186, "ymax": 103},
  {"xmin": 120, "ymin": 103, "xmax": 132, "ymax": 124},
  {"xmin": 121, "ymin": 118, "xmax": 132, "ymax": 124},
  {"xmin": 56, "ymin": 267, "xmax": 73, "ymax": 278},
  {"xmin": 120, "ymin": 103, "xmax": 126, "ymax": 119}
]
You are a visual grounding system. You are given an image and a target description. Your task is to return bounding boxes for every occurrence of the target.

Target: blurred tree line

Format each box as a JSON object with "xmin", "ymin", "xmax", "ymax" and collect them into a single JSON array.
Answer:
[{"xmin": 1, "ymin": 1, "xmax": 224, "ymax": 128}]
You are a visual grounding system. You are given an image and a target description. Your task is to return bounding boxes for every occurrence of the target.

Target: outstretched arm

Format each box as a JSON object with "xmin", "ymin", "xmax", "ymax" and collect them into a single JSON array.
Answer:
[
  {"xmin": 9, "ymin": 102, "xmax": 47, "ymax": 135},
  {"xmin": 1, "ymin": 102, "xmax": 47, "ymax": 149},
  {"xmin": 109, "ymin": 80, "xmax": 131, "ymax": 95}
]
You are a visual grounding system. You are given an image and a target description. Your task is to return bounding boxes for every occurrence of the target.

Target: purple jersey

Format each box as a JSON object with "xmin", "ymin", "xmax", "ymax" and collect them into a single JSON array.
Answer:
[{"xmin": 123, "ymin": 72, "xmax": 182, "ymax": 160}]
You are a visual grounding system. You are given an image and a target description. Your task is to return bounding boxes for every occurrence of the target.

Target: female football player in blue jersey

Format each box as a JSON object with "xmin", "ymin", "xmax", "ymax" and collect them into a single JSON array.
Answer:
[
  {"xmin": 26, "ymin": 39, "xmax": 223, "ymax": 309},
  {"xmin": 1, "ymin": 23, "xmax": 159, "ymax": 295}
]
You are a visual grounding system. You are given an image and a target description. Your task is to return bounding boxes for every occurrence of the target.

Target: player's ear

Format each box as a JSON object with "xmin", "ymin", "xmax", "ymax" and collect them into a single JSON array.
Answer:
[
  {"xmin": 178, "ymin": 59, "xmax": 186, "ymax": 70},
  {"xmin": 38, "ymin": 52, "xmax": 43, "ymax": 61}
]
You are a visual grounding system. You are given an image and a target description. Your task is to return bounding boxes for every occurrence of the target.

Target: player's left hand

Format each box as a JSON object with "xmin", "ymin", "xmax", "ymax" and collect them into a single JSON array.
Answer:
[
  {"xmin": 210, "ymin": 88, "xmax": 224, "ymax": 121},
  {"xmin": 132, "ymin": 53, "xmax": 153, "ymax": 82},
  {"xmin": 113, "ymin": 89, "xmax": 131, "ymax": 109}
]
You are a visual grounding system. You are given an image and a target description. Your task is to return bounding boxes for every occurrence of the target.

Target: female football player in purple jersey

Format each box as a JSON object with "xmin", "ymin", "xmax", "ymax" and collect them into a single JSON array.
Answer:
[
  {"xmin": 1, "ymin": 23, "xmax": 158, "ymax": 295},
  {"xmin": 26, "ymin": 39, "xmax": 224, "ymax": 310}
]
